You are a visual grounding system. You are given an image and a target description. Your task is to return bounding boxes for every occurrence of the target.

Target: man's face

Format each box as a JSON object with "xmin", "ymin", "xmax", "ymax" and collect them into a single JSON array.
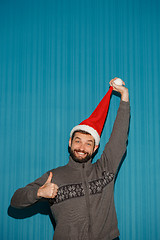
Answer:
[{"xmin": 69, "ymin": 132, "xmax": 98, "ymax": 163}]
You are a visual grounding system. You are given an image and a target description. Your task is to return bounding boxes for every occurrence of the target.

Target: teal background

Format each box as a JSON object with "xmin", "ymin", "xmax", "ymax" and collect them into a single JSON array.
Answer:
[{"xmin": 0, "ymin": 0, "xmax": 160, "ymax": 239}]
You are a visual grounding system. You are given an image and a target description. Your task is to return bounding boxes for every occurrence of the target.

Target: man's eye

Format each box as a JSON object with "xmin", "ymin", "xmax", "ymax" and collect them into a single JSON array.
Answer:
[{"xmin": 87, "ymin": 143, "xmax": 91, "ymax": 146}]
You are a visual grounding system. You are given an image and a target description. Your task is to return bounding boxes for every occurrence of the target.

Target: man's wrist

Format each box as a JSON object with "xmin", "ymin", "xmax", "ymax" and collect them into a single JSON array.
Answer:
[
  {"xmin": 121, "ymin": 89, "xmax": 129, "ymax": 102},
  {"xmin": 37, "ymin": 188, "xmax": 42, "ymax": 198}
]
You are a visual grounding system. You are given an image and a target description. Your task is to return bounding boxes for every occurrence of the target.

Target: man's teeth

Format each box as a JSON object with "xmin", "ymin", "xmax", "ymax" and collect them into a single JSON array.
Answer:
[{"xmin": 77, "ymin": 152, "xmax": 85, "ymax": 155}]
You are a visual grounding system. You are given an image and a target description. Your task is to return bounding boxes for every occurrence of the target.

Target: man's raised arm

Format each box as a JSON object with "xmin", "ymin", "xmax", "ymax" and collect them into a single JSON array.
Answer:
[{"xmin": 98, "ymin": 78, "xmax": 130, "ymax": 173}]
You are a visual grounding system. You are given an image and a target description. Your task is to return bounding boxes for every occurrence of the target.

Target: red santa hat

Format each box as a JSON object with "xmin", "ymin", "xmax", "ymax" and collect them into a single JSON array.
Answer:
[{"xmin": 70, "ymin": 86, "xmax": 113, "ymax": 145}]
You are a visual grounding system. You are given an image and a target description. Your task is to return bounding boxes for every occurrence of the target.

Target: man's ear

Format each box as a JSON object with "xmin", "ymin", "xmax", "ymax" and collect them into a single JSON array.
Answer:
[
  {"xmin": 94, "ymin": 145, "xmax": 99, "ymax": 152},
  {"xmin": 69, "ymin": 138, "xmax": 72, "ymax": 147}
]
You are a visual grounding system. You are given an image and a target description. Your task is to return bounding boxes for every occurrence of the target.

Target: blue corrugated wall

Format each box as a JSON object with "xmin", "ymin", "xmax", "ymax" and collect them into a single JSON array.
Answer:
[{"xmin": 0, "ymin": 0, "xmax": 160, "ymax": 239}]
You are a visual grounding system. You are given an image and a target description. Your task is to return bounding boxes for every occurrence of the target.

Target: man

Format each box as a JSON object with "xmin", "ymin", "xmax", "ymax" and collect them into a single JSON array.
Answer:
[{"xmin": 11, "ymin": 78, "xmax": 130, "ymax": 240}]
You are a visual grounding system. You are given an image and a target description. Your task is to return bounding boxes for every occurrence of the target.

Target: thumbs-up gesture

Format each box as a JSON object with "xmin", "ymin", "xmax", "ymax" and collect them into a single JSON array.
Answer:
[{"xmin": 37, "ymin": 172, "xmax": 58, "ymax": 199}]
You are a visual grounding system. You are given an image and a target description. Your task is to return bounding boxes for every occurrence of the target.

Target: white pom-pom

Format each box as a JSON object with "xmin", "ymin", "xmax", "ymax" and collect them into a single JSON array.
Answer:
[{"xmin": 114, "ymin": 78, "xmax": 123, "ymax": 85}]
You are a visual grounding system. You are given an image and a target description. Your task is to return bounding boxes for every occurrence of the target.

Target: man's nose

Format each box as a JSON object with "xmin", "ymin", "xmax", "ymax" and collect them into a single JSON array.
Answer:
[{"xmin": 79, "ymin": 143, "xmax": 85, "ymax": 151}]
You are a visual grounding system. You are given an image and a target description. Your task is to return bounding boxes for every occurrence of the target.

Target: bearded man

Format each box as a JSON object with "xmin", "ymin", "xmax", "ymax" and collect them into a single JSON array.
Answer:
[{"xmin": 11, "ymin": 78, "xmax": 130, "ymax": 240}]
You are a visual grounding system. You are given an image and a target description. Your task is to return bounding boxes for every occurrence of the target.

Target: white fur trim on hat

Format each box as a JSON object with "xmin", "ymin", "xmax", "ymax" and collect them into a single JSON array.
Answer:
[{"xmin": 70, "ymin": 125, "xmax": 100, "ymax": 145}]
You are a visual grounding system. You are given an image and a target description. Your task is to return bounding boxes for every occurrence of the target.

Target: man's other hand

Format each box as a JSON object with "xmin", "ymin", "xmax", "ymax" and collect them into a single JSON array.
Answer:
[
  {"xmin": 109, "ymin": 77, "xmax": 129, "ymax": 102},
  {"xmin": 37, "ymin": 172, "xmax": 58, "ymax": 198}
]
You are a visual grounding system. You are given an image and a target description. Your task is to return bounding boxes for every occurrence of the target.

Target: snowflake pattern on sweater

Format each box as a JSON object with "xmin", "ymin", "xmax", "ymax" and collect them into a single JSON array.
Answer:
[{"xmin": 49, "ymin": 172, "xmax": 114, "ymax": 205}]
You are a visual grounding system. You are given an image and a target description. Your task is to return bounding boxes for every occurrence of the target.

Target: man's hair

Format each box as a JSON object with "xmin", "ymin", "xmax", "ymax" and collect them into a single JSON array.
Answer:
[{"xmin": 71, "ymin": 130, "xmax": 95, "ymax": 147}]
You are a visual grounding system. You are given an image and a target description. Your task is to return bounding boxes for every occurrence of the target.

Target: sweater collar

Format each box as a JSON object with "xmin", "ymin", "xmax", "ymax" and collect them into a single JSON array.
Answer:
[{"xmin": 67, "ymin": 156, "xmax": 92, "ymax": 170}]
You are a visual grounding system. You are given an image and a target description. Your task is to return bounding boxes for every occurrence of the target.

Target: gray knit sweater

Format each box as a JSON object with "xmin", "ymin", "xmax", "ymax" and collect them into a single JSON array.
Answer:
[{"xmin": 11, "ymin": 100, "xmax": 130, "ymax": 240}]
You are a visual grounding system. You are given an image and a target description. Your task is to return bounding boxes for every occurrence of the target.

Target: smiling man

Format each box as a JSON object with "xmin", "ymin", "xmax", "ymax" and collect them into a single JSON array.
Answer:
[
  {"xmin": 69, "ymin": 131, "xmax": 99, "ymax": 163},
  {"xmin": 11, "ymin": 78, "xmax": 130, "ymax": 240}
]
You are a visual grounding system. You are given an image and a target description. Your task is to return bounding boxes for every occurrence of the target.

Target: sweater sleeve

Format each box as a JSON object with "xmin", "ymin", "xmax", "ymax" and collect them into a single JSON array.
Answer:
[
  {"xmin": 10, "ymin": 172, "xmax": 50, "ymax": 209},
  {"xmin": 97, "ymin": 100, "xmax": 130, "ymax": 174}
]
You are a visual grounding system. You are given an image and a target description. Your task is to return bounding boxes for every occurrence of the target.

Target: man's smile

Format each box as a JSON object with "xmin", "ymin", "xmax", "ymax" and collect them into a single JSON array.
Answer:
[{"xmin": 74, "ymin": 150, "xmax": 88, "ymax": 158}]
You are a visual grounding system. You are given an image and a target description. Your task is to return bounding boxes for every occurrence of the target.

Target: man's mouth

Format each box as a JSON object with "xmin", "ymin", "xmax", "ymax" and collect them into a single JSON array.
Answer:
[
  {"xmin": 70, "ymin": 148, "xmax": 92, "ymax": 163},
  {"xmin": 74, "ymin": 150, "xmax": 87, "ymax": 158}
]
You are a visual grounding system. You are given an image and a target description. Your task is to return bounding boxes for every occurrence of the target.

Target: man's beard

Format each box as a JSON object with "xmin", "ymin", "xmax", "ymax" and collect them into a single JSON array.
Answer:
[{"xmin": 69, "ymin": 148, "xmax": 93, "ymax": 163}]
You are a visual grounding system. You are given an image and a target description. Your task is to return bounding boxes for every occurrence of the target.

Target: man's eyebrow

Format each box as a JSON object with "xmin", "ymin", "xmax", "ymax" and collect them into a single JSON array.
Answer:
[
  {"xmin": 74, "ymin": 137, "xmax": 93, "ymax": 143},
  {"xmin": 74, "ymin": 137, "xmax": 81, "ymax": 140},
  {"xmin": 87, "ymin": 139, "xmax": 94, "ymax": 143}
]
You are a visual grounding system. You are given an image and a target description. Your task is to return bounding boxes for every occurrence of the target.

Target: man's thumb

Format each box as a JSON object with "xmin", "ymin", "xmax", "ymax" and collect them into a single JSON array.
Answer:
[{"xmin": 45, "ymin": 172, "xmax": 53, "ymax": 184}]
